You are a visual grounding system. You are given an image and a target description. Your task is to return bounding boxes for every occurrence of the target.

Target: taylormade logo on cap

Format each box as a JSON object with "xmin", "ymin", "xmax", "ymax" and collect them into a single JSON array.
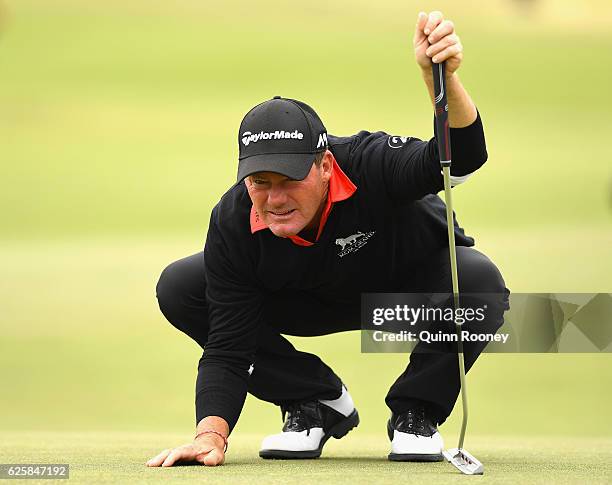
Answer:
[{"xmin": 241, "ymin": 130, "xmax": 304, "ymax": 147}]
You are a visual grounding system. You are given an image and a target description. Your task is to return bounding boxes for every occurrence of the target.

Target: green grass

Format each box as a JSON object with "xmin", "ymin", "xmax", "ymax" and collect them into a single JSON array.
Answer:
[
  {"xmin": 0, "ymin": 0, "xmax": 611, "ymax": 483},
  {"xmin": 1, "ymin": 432, "xmax": 611, "ymax": 484},
  {"xmin": 1, "ymin": 236, "xmax": 611, "ymax": 438},
  {"xmin": 1, "ymin": 1, "xmax": 611, "ymax": 238}
]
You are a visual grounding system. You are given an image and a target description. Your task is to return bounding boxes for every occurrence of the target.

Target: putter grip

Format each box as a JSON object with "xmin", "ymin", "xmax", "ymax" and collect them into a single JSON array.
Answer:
[{"xmin": 433, "ymin": 61, "xmax": 451, "ymax": 167}]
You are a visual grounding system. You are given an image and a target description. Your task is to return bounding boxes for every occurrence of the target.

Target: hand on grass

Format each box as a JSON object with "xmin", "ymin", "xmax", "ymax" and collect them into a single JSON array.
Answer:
[{"xmin": 146, "ymin": 433, "xmax": 226, "ymax": 467}]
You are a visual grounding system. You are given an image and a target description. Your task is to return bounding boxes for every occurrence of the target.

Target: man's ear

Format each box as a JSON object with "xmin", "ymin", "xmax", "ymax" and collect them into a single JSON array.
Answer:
[{"xmin": 320, "ymin": 150, "xmax": 333, "ymax": 182}]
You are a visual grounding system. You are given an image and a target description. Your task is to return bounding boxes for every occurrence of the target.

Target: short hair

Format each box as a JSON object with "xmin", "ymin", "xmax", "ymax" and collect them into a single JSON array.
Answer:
[{"xmin": 313, "ymin": 149, "xmax": 327, "ymax": 167}]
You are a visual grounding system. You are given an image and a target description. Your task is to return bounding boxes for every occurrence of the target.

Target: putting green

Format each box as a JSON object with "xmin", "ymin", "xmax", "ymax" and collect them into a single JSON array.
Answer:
[
  {"xmin": 1, "ymin": 2, "xmax": 611, "ymax": 484},
  {"xmin": 1, "ymin": 432, "xmax": 610, "ymax": 484}
]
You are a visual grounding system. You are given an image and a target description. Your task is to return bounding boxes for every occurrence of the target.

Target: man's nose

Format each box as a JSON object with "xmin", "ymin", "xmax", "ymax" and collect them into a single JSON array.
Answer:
[{"xmin": 267, "ymin": 185, "xmax": 288, "ymax": 207}]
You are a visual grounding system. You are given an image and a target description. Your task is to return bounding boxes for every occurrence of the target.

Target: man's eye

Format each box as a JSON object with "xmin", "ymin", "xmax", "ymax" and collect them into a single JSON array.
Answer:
[{"xmin": 253, "ymin": 179, "xmax": 267, "ymax": 185}]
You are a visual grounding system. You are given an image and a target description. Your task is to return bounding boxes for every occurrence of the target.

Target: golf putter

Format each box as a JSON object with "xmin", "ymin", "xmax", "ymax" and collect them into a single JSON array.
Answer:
[{"xmin": 432, "ymin": 60, "xmax": 484, "ymax": 476}]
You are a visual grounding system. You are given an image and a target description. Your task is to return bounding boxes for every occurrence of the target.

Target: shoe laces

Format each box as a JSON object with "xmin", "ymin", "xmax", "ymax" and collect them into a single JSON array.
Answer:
[
  {"xmin": 400, "ymin": 407, "xmax": 427, "ymax": 435},
  {"xmin": 281, "ymin": 402, "xmax": 319, "ymax": 436}
]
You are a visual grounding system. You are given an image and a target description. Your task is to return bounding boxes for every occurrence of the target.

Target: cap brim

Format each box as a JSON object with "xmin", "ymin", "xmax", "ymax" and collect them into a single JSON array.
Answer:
[{"xmin": 237, "ymin": 153, "xmax": 315, "ymax": 182}]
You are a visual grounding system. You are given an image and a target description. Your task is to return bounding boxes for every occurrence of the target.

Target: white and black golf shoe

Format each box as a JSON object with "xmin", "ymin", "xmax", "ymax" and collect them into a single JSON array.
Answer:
[
  {"xmin": 259, "ymin": 386, "xmax": 359, "ymax": 459},
  {"xmin": 387, "ymin": 407, "xmax": 444, "ymax": 462}
]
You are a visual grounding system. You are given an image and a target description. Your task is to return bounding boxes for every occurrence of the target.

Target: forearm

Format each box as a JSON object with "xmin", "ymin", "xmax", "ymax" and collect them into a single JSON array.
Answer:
[
  {"xmin": 195, "ymin": 351, "xmax": 251, "ymax": 433},
  {"xmin": 421, "ymin": 70, "xmax": 477, "ymax": 128},
  {"xmin": 443, "ymin": 111, "xmax": 487, "ymax": 176}
]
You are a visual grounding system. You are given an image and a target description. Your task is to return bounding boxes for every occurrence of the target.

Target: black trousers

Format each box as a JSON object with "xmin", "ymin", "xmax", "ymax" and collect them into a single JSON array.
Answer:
[{"xmin": 156, "ymin": 246, "xmax": 510, "ymax": 425}]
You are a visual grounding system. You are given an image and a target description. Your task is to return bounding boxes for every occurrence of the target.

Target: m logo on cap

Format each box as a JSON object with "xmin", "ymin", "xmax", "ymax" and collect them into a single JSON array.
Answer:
[{"xmin": 317, "ymin": 132, "xmax": 328, "ymax": 149}]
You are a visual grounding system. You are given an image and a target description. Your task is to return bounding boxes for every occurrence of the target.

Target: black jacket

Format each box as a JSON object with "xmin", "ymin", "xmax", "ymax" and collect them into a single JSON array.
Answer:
[{"xmin": 197, "ymin": 113, "xmax": 487, "ymax": 431}]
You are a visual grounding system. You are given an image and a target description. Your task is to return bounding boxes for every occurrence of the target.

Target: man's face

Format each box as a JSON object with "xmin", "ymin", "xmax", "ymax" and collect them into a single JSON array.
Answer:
[{"xmin": 245, "ymin": 152, "xmax": 332, "ymax": 238}]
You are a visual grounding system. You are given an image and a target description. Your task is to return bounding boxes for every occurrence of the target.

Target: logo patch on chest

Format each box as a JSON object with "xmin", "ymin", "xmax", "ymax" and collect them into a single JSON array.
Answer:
[{"xmin": 335, "ymin": 231, "xmax": 376, "ymax": 258}]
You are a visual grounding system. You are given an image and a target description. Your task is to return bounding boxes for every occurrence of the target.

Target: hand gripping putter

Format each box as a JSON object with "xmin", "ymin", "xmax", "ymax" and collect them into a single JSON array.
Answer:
[{"xmin": 432, "ymin": 61, "xmax": 484, "ymax": 476}]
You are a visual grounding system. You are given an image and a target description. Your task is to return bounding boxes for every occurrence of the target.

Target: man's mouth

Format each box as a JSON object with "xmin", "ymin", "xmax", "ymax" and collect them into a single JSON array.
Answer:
[{"xmin": 267, "ymin": 209, "xmax": 296, "ymax": 219}]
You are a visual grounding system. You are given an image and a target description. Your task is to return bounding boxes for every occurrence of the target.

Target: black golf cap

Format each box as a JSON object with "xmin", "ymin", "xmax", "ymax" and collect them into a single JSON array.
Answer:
[{"xmin": 237, "ymin": 96, "xmax": 328, "ymax": 182}]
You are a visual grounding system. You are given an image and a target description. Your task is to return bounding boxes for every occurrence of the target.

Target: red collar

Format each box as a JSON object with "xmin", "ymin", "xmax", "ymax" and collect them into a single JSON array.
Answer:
[{"xmin": 249, "ymin": 155, "xmax": 357, "ymax": 246}]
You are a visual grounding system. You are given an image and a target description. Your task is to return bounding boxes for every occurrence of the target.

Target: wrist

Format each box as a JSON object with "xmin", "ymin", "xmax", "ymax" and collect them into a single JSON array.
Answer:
[
  {"xmin": 195, "ymin": 416, "xmax": 230, "ymax": 452},
  {"xmin": 194, "ymin": 430, "xmax": 228, "ymax": 452},
  {"xmin": 196, "ymin": 416, "xmax": 229, "ymax": 435}
]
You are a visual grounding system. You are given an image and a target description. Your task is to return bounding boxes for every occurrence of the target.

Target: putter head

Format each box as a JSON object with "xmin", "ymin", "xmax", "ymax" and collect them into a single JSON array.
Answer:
[{"xmin": 443, "ymin": 448, "xmax": 484, "ymax": 475}]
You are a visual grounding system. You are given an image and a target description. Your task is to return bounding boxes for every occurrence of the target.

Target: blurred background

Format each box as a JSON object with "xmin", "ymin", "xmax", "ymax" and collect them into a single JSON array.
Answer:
[{"xmin": 1, "ymin": 0, "xmax": 611, "ymax": 442}]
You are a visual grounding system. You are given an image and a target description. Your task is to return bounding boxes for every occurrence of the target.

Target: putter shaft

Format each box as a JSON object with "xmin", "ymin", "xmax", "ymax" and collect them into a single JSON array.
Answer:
[
  {"xmin": 442, "ymin": 165, "xmax": 468, "ymax": 451},
  {"xmin": 434, "ymin": 61, "xmax": 481, "ymax": 473}
]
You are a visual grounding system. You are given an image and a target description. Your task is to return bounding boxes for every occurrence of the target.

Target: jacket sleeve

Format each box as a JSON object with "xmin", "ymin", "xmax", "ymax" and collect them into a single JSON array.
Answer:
[
  {"xmin": 348, "ymin": 110, "xmax": 487, "ymax": 203},
  {"xmin": 196, "ymin": 208, "xmax": 263, "ymax": 433}
]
